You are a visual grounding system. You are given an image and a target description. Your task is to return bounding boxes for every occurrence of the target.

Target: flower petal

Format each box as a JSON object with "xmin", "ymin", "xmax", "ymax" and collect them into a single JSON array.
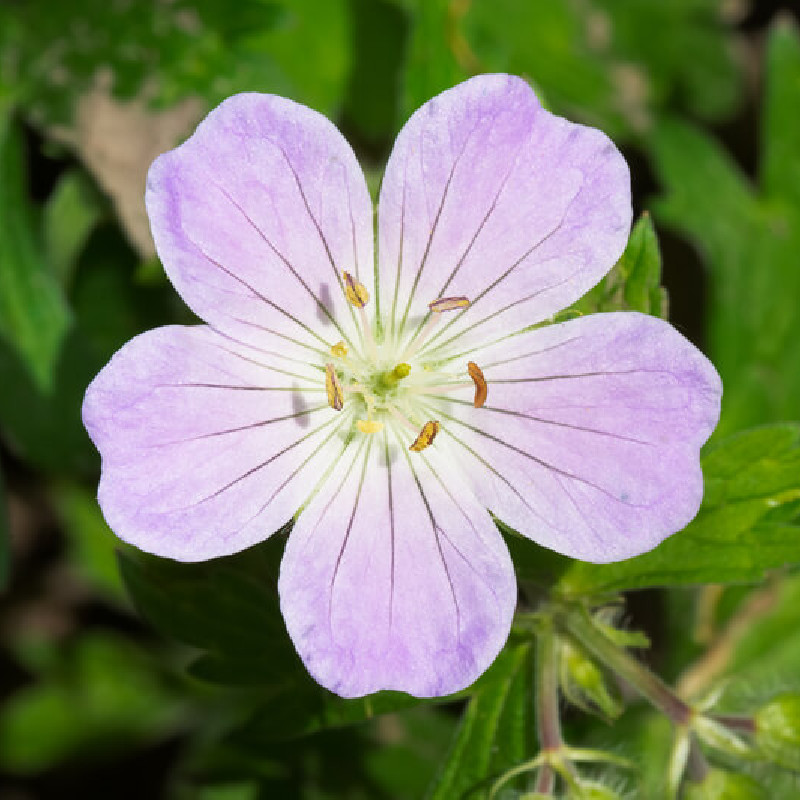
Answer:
[
  {"xmin": 146, "ymin": 93, "xmax": 374, "ymax": 356},
  {"xmin": 278, "ymin": 428, "xmax": 516, "ymax": 698},
  {"xmin": 426, "ymin": 313, "xmax": 721, "ymax": 562},
  {"xmin": 83, "ymin": 325, "xmax": 348, "ymax": 562},
  {"xmin": 377, "ymin": 74, "xmax": 631, "ymax": 353}
]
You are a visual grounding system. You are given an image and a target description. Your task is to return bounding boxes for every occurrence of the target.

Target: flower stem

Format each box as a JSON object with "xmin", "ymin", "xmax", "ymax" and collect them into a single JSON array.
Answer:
[
  {"xmin": 557, "ymin": 605, "xmax": 692, "ymax": 725},
  {"xmin": 534, "ymin": 623, "xmax": 562, "ymax": 794}
]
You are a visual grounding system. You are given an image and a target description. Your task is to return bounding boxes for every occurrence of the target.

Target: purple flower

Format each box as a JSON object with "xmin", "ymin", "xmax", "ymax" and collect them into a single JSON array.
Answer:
[{"xmin": 82, "ymin": 75, "xmax": 721, "ymax": 698}]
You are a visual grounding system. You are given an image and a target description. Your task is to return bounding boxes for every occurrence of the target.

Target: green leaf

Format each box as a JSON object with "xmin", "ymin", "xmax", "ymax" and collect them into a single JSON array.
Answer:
[
  {"xmin": 762, "ymin": 18, "xmax": 800, "ymax": 208},
  {"xmin": 426, "ymin": 642, "xmax": 533, "ymax": 799},
  {"xmin": 42, "ymin": 169, "xmax": 105, "ymax": 290},
  {"xmin": 118, "ymin": 533, "xmax": 297, "ymax": 665},
  {"xmin": 400, "ymin": 0, "xmax": 742, "ymax": 141},
  {"xmin": 556, "ymin": 424, "xmax": 800, "ymax": 596},
  {"xmin": 1, "ymin": 0, "xmax": 351, "ymax": 132},
  {"xmin": 651, "ymin": 21, "xmax": 800, "ymax": 436},
  {"xmin": 0, "ymin": 224, "xmax": 173, "ymax": 474},
  {"xmin": 52, "ymin": 482, "xmax": 125, "ymax": 598},
  {"xmin": 400, "ymin": 0, "xmax": 468, "ymax": 121},
  {"xmin": 229, "ymin": 686, "xmax": 421, "ymax": 747},
  {"xmin": 0, "ymin": 113, "xmax": 72, "ymax": 390},
  {"xmin": 364, "ymin": 707, "xmax": 456, "ymax": 798}
]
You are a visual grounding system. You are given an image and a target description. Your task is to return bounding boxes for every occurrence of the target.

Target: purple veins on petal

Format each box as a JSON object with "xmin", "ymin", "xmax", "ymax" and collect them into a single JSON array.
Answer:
[{"xmin": 83, "ymin": 73, "xmax": 721, "ymax": 700}]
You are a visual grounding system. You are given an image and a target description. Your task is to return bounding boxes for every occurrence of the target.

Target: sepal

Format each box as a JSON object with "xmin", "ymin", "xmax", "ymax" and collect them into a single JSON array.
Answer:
[{"xmin": 754, "ymin": 691, "xmax": 800, "ymax": 770}]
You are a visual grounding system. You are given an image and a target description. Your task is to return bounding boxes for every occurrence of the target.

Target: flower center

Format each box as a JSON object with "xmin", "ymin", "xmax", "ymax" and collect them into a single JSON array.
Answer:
[{"xmin": 323, "ymin": 273, "xmax": 487, "ymax": 452}]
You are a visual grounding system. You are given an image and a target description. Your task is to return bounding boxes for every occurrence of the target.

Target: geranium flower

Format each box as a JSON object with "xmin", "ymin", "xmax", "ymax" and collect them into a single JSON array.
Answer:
[{"xmin": 82, "ymin": 75, "xmax": 721, "ymax": 698}]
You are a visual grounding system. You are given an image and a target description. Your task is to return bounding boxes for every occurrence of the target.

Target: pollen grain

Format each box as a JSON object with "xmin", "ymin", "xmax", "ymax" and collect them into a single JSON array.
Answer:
[{"xmin": 410, "ymin": 420, "xmax": 440, "ymax": 452}]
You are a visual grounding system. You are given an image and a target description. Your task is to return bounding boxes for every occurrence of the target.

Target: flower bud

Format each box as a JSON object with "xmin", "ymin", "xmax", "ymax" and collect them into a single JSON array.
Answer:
[
  {"xmin": 683, "ymin": 769, "xmax": 766, "ymax": 800},
  {"xmin": 559, "ymin": 640, "xmax": 623, "ymax": 721},
  {"xmin": 754, "ymin": 691, "xmax": 800, "ymax": 770}
]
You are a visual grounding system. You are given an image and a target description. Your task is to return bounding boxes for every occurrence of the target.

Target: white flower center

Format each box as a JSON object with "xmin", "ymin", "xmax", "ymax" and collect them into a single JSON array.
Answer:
[{"xmin": 323, "ymin": 273, "xmax": 486, "ymax": 452}]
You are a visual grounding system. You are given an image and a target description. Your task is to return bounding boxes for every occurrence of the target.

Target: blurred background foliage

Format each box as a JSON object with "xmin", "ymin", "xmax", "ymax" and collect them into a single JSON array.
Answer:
[{"xmin": 1, "ymin": 1, "xmax": 800, "ymax": 798}]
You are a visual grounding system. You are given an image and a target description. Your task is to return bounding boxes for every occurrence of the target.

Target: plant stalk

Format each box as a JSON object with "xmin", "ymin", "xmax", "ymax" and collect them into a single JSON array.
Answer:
[{"xmin": 558, "ymin": 605, "xmax": 692, "ymax": 725}]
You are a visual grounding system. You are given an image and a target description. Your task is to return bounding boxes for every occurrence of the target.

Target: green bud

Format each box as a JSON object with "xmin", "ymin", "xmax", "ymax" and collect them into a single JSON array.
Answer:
[
  {"xmin": 754, "ymin": 691, "xmax": 800, "ymax": 769},
  {"xmin": 559, "ymin": 640, "xmax": 623, "ymax": 721},
  {"xmin": 683, "ymin": 769, "xmax": 766, "ymax": 800}
]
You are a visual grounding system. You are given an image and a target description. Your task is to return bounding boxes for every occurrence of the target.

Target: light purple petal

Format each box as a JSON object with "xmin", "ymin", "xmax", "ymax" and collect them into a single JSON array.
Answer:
[
  {"xmin": 82, "ymin": 325, "xmax": 347, "ymax": 562},
  {"xmin": 377, "ymin": 74, "xmax": 631, "ymax": 354},
  {"xmin": 278, "ymin": 428, "xmax": 516, "ymax": 698},
  {"xmin": 146, "ymin": 93, "xmax": 374, "ymax": 355},
  {"xmin": 430, "ymin": 313, "xmax": 721, "ymax": 562}
]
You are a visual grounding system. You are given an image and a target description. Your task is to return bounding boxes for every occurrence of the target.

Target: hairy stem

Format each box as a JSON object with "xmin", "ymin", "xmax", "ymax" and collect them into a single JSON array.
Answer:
[
  {"xmin": 558, "ymin": 605, "xmax": 692, "ymax": 725},
  {"xmin": 534, "ymin": 623, "xmax": 561, "ymax": 794}
]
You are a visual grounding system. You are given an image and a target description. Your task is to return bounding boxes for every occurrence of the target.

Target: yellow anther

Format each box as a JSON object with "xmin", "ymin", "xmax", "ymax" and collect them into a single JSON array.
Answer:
[
  {"xmin": 330, "ymin": 341, "xmax": 348, "ymax": 358},
  {"xmin": 357, "ymin": 419, "xmax": 384, "ymax": 434},
  {"xmin": 391, "ymin": 363, "xmax": 411, "ymax": 380},
  {"xmin": 429, "ymin": 296, "xmax": 470, "ymax": 313},
  {"xmin": 410, "ymin": 420, "xmax": 440, "ymax": 452},
  {"xmin": 467, "ymin": 361, "xmax": 488, "ymax": 408},
  {"xmin": 325, "ymin": 363, "xmax": 344, "ymax": 411},
  {"xmin": 343, "ymin": 271, "xmax": 369, "ymax": 308}
]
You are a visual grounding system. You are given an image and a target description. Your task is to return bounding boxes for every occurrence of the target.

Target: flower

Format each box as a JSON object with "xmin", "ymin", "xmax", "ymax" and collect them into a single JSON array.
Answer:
[{"xmin": 82, "ymin": 75, "xmax": 721, "ymax": 698}]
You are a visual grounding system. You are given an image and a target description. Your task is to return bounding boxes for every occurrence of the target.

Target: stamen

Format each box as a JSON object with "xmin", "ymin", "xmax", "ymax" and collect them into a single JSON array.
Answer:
[
  {"xmin": 330, "ymin": 341, "xmax": 348, "ymax": 359},
  {"xmin": 343, "ymin": 271, "xmax": 377, "ymax": 360},
  {"xmin": 343, "ymin": 272, "xmax": 369, "ymax": 308},
  {"xmin": 428, "ymin": 296, "xmax": 470, "ymax": 313},
  {"xmin": 386, "ymin": 403, "xmax": 419, "ymax": 433},
  {"xmin": 410, "ymin": 420, "xmax": 440, "ymax": 452},
  {"xmin": 357, "ymin": 419, "xmax": 384, "ymax": 434},
  {"xmin": 402, "ymin": 296, "xmax": 471, "ymax": 361},
  {"xmin": 325, "ymin": 363, "xmax": 344, "ymax": 411},
  {"xmin": 467, "ymin": 361, "xmax": 488, "ymax": 408}
]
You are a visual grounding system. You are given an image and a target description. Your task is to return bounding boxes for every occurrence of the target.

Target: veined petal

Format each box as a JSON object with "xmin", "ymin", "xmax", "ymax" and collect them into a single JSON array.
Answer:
[
  {"xmin": 378, "ymin": 74, "xmax": 631, "ymax": 352},
  {"xmin": 82, "ymin": 325, "xmax": 346, "ymax": 562},
  {"xmin": 146, "ymin": 93, "xmax": 374, "ymax": 356},
  {"xmin": 279, "ymin": 427, "xmax": 516, "ymax": 698},
  {"xmin": 430, "ymin": 313, "xmax": 721, "ymax": 562}
]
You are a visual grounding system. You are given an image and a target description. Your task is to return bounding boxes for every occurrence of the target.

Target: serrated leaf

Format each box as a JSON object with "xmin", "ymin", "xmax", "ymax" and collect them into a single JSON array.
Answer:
[
  {"xmin": 556, "ymin": 424, "xmax": 800, "ymax": 596},
  {"xmin": 426, "ymin": 642, "xmax": 533, "ymax": 799},
  {"xmin": 0, "ymin": 113, "xmax": 72, "ymax": 390}
]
